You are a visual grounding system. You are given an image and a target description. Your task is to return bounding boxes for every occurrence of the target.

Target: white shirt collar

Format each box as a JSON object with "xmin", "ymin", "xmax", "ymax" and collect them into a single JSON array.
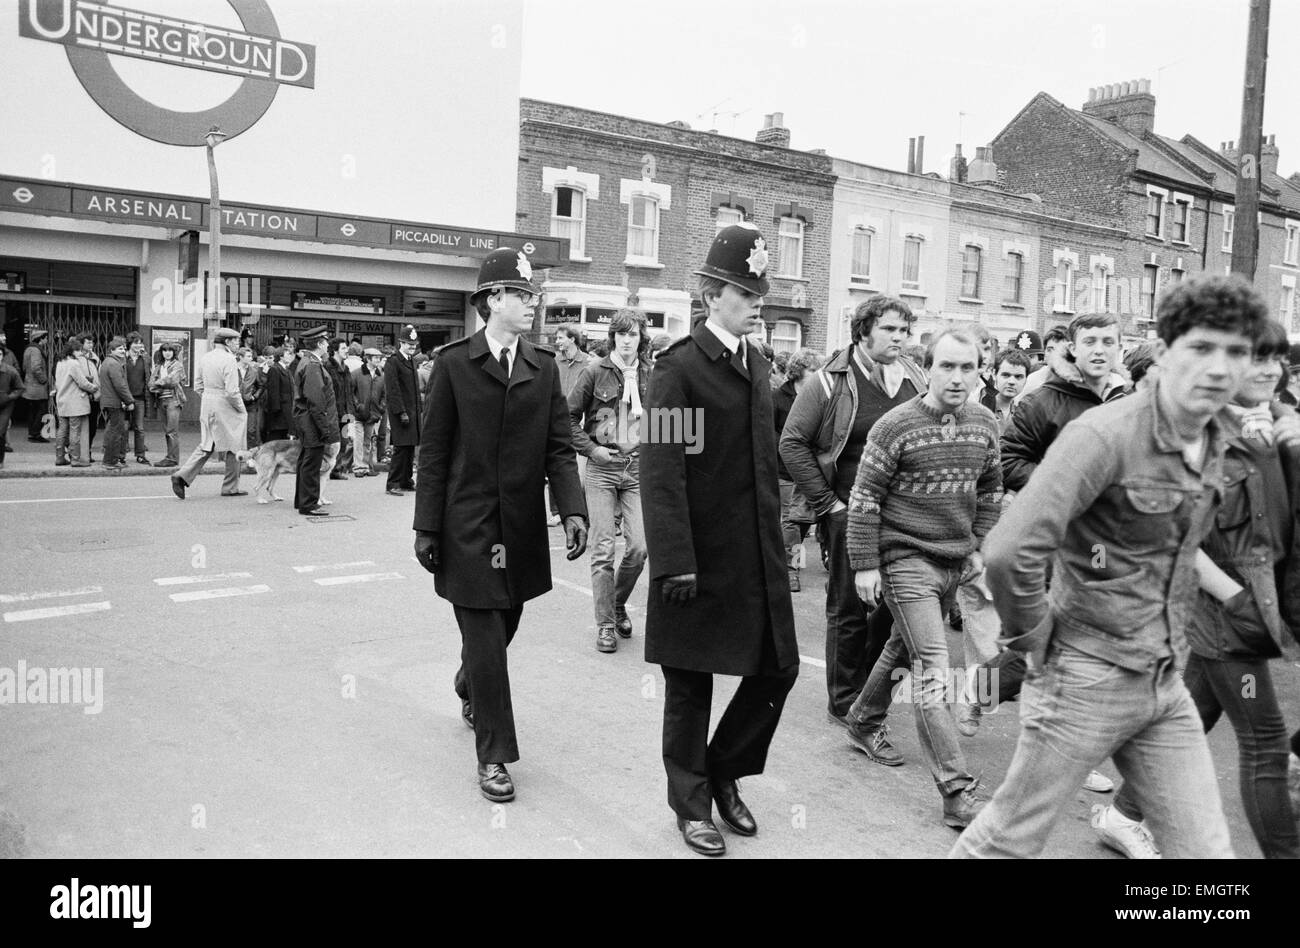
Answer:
[
  {"xmin": 704, "ymin": 319, "xmax": 742, "ymax": 355},
  {"xmin": 484, "ymin": 331, "xmax": 519, "ymax": 365}
]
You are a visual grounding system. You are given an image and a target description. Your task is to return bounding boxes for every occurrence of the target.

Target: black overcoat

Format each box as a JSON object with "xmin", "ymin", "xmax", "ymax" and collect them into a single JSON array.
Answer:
[
  {"xmin": 262, "ymin": 362, "xmax": 295, "ymax": 435},
  {"xmin": 384, "ymin": 351, "xmax": 421, "ymax": 447},
  {"xmin": 641, "ymin": 323, "xmax": 799, "ymax": 676},
  {"xmin": 414, "ymin": 330, "xmax": 587, "ymax": 609}
]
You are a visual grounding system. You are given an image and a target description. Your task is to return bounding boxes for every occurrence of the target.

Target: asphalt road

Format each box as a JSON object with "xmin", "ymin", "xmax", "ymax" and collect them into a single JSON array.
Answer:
[{"xmin": 0, "ymin": 472, "xmax": 1294, "ymax": 858}]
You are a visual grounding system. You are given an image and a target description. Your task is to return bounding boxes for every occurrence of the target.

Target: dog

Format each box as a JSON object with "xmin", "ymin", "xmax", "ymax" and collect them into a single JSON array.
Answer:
[{"xmin": 243, "ymin": 438, "xmax": 348, "ymax": 505}]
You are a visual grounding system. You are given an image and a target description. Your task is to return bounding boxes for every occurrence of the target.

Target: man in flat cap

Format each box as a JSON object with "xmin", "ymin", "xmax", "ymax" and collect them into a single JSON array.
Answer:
[
  {"xmin": 383, "ymin": 324, "xmax": 421, "ymax": 495},
  {"xmin": 641, "ymin": 223, "xmax": 800, "ymax": 856},
  {"xmin": 413, "ymin": 246, "xmax": 588, "ymax": 804},
  {"xmin": 170, "ymin": 326, "xmax": 247, "ymax": 499},
  {"xmin": 293, "ymin": 326, "xmax": 340, "ymax": 517}
]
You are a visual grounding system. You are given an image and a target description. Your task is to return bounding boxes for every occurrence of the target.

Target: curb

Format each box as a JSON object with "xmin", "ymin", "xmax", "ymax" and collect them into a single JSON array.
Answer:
[{"xmin": 0, "ymin": 463, "xmax": 242, "ymax": 480}]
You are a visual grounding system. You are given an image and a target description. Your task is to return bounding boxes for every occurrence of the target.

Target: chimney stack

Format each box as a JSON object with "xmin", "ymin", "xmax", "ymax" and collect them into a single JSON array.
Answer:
[
  {"xmin": 967, "ymin": 145, "xmax": 998, "ymax": 185},
  {"xmin": 907, "ymin": 137, "xmax": 916, "ymax": 174},
  {"xmin": 1262, "ymin": 134, "xmax": 1280, "ymax": 177},
  {"xmin": 915, "ymin": 135, "xmax": 925, "ymax": 174},
  {"xmin": 756, "ymin": 112, "xmax": 791, "ymax": 148},
  {"xmin": 949, "ymin": 143, "xmax": 967, "ymax": 183},
  {"xmin": 1081, "ymin": 78, "xmax": 1155, "ymax": 137}
]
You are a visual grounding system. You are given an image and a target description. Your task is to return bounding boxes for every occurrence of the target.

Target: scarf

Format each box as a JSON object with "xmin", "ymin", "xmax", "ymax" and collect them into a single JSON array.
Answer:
[
  {"xmin": 1230, "ymin": 402, "xmax": 1275, "ymax": 446},
  {"xmin": 609, "ymin": 350, "xmax": 642, "ymax": 420}
]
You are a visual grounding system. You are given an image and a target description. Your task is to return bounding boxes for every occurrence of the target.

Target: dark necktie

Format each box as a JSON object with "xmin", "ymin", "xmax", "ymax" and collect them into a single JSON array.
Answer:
[
  {"xmin": 732, "ymin": 342, "xmax": 747, "ymax": 375},
  {"xmin": 499, "ymin": 348, "xmax": 510, "ymax": 379}
]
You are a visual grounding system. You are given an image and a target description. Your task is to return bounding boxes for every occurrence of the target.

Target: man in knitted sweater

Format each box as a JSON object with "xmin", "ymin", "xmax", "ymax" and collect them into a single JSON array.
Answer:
[{"xmin": 843, "ymin": 331, "xmax": 1003, "ymax": 829}]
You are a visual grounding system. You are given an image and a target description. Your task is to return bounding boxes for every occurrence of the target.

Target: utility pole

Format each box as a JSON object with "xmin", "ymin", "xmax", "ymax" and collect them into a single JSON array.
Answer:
[
  {"xmin": 1231, "ymin": 0, "xmax": 1269, "ymax": 279},
  {"xmin": 204, "ymin": 126, "xmax": 227, "ymax": 343}
]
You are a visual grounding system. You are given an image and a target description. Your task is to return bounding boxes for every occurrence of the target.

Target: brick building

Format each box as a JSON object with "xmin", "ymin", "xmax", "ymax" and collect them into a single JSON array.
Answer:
[
  {"xmin": 517, "ymin": 100, "xmax": 835, "ymax": 352},
  {"xmin": 992, "ymin": 81, "xmax": 1300, "ymax": 334}
]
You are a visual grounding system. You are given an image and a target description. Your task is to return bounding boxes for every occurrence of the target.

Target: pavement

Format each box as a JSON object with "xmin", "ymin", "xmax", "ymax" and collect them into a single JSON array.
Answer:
[
  {"xmin": 0, "ymin": 418, "xmax": 229, "ymax": 478},
  {"xmin": 0, "ymin": 469, "xmax": 1295, "ymax": 858}
]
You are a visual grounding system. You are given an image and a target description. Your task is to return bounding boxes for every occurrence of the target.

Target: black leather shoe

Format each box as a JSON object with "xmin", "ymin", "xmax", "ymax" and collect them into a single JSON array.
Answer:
[
  {"xmin": 298, "ymin": 507, "xmax": 330, "ymax": 517},
  {"xmin": 385, "ymin": 487, "xmax": 405, "ymax": 496},
  {"xmin": 460, "ymin": 698, "xmax": 474, "ymax": 730},
  {"xmin": 329, "ymin": 471, "xmax": 348, "ymax": 480},
  {"xmin": 170, "ymin": 474, "xmax": 186, "ymax": 499},
  {"xmin": 221, "ymin": 490, "xmax": 248, "ymax": 497},
  {"xmin": 478, "ymin": 763, "xmax": 514, "ymax": 802},
  {"xmin": 676, "ymin": 816, "xmax": 726, "ymax": 856},
  {"xmin": 710, "ymin": 778, "xmax": 757, "ymax": 836},
  {"xmin": 400, "ymin": 482, "xmax": 416, "ymax": 491}
]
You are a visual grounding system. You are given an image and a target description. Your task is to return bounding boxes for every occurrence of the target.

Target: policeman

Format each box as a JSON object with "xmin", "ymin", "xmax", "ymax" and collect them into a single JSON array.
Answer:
[{"xmin": 293, "ymin": 325, "xmax": 340, "ymax": 517}]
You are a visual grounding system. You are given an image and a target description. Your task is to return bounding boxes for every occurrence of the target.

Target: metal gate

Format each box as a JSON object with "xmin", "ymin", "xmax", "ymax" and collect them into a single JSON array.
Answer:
[{"xmin": 14, "ymin": 300, "xmax": 136, "ymax": 357}]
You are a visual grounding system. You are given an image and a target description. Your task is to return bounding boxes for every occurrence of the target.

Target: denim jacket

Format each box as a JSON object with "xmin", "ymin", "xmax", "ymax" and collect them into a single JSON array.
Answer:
[
  {"xmin": 567, "ymin": 356, "xmax": 649, "ymax": 457},
  {"xmin": 1187, "ymin": 405, "xmax": 1300, "ymax": 661},
  {"xmin": 984, "ymin": 376, "xmax": 1226, "ymax": 673}
]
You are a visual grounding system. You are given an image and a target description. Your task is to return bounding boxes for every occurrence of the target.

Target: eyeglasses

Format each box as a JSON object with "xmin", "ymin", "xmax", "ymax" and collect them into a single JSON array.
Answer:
[{"xmin": 506, "ymin": 289, "xmax": 537, "ymax": 306}]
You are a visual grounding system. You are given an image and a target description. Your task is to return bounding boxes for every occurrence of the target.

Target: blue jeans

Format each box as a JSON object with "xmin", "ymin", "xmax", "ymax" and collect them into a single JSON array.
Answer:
[
  {"xmin": 584, "ymin": 454, "xmax": 646, "ymax": 629},
  {"xmin": 949, "ymin": 642, "xmax": 1234, "ymax": 858},
  {"xmin": 129, "ymin": 398, "xmax": 148, "ymax": 455},
  {"xmin": 848, "ymin": 554, "xmax": 973, "ymax": 796},
  {"xmin": 160, "ymin": 399, "xmax": 181, "ymax": 464}
]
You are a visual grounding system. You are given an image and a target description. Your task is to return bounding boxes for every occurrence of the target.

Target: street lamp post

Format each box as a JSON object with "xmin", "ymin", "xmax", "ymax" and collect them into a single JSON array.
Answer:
[{"xmin": 204, "ymin": 126, "xmax": 227, "ymax": 343}]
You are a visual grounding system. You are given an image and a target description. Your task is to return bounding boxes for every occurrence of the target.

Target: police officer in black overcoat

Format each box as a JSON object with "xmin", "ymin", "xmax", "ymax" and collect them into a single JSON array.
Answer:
[
  {"xmin": 383, "ymin": 325, "xmax": 421, "ymax": 495},
  {"xmin": 412, "ymin": 247, "xmax": 588, "ymax": 803},
  {"xmin": 641, "ymin": 223, "xmax": 800, "ymax": 856},
  {"xmin": 293, "ymin": 326, "xmax": 340, "ymax": 517}
]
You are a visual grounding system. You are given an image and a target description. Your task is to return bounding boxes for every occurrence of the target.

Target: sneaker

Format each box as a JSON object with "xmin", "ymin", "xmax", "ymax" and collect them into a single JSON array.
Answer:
[
  {"xmin": 135, "ymin": 455, "xmax": 149, "ymax": 464},
  {"xmin": 1091, "ymin": 804, "xmax": 1161, "ymax": 859},
  {"xmin": 613, "ymin": 607, "xmax": 633, "ymax": 638},
  {"xmin": 1083, "ymin": 770, "xmax": 1115, "ymax": 793},
  {"xmin": 596, "ymin": 625, "xmax": 618, "ymax": 653},
  {"xmin": 942, "ymin": 778, "xmax": 988, "ymax": 829},
  {"xmin": 956, "ymin": 702, "xmax": 982, "ymax": 737},
  {"xmin": 847, "ymin": 723, "xmax": 904, "ymax": 766}
]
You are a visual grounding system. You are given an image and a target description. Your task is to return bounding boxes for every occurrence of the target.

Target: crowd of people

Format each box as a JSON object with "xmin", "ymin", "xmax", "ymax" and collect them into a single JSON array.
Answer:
[
  {"xmin": 405, "ymin": 227, "xmax": 1300, "ymax": 860},
  {"xmin": 7, "ymin": 225, "xmax": 1300, "ymax": 861}
]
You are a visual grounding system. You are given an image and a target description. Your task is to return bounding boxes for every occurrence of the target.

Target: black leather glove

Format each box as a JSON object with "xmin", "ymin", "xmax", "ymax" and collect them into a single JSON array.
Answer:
[
  {"xmin": 400, "ymin": 411, "xmax": 410, "ymax": 425},
  {"xmin": 563, "ymin": 515, "xmax": 588, "ymax": 560},
  {"xmin": 661, "ymin": 573, "xmax": 698, "ymax": 605},
  {"xmin": 414, "ymin": 530, "xmax": 440, "ymax": 573}
]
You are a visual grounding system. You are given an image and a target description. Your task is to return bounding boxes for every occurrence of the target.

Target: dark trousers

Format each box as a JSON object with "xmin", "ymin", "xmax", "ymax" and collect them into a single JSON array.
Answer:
[
  {"xmin": 0, "ymin": 401, "xmax": 14, "ymax": 461},
  {"xmin": 25, "ymin": 398, "xmax": 46, "ymax": 438},
  {"xmin": 102, "ymin": 407, "xmax": 127, "ymax": 465},
  {"xmin": 823, "ymin": 508, "xmax": 894, "ymax": 717},
  {"xmin": 1113, "ymin": 653, "xmax": 1299, "ymax": 858},
  {"xmin": 660, "ymin": 634, "xmax": 798, "ymax": 821},
  {"xmin": 452, "ymin": 604, "xmax": 523, "ymax": 764},
  {"xmin": 128, "ymin": 399, "xmax": 147, "ymax": 455},
  {"xmin": 294, "ymin": 440, "xmax": 325, "ymax": 510},
  {"xmin": 88, "ymin": 401, "xmax": 100, "ymax": 449},
  {"xmin": 387, "ymin": 444, "xmax": 414, "ymax": 489}
]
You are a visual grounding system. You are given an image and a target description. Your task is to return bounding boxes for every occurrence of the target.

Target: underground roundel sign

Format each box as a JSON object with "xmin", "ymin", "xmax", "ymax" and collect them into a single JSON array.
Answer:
[{"xmin": 20, "ymin": 0, "xmax": 316, "ymax": 146}]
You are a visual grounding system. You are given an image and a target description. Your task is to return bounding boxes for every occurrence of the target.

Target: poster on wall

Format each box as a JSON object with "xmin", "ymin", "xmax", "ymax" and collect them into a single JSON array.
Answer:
[{"xmin": 150, "ymin": 328, "xmax": 192, "ymax": 389}]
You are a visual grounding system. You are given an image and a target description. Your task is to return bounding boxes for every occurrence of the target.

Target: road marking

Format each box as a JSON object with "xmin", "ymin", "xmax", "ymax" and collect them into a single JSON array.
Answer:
[
  {"xmin": 4, "ymin": 601, "xmax": 112, "ymax": 623},
  {"xmin": 314, "ymin": 572, "xmax": 404, "ymax": 586},
  {"xmin": 169, "ymin": 585, "xmax": 271, "ymax": 603},
  {"xmin": 154, "ymin": 572, "xmax": 252, "ymax": 586},
  {"xmin": 0, "ymin": 585, "xmax": 104, "ymax": 604},
  {"xmin": 800, "ymin": 655, "xmax": 826, "ymax": 668},
  {"xmin": 552, "ymin": 578, "xmax": 593, "ymax": 597},
  {"xmin": 0, "ymin": 495, "xmax": 172, "ymax": 505},
  {"xmin": 292, "ymin": 560, "xmax": 376, "ymax": 573}
]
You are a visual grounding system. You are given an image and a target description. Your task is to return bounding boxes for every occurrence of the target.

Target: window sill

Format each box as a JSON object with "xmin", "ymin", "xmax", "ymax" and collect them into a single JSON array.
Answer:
[
  {"xmin": 1052, "ymin": 307, "xmax": 1076, "ymax": 315},
  {"xmin": 958, "ymin": 297, "xmax": 984, "ymax": 305},
  {"xmin": 1171, "ymin": 240, "xmax": 1192, "ymax": 248},
  {"xmin": 1001, "ymin": 302, "xmax": 1025, "ymax": 309},
  {"xmin": 624, "ymin": 258, "xmax": 664, "ymax": 270},
  {"xmin": 899, "ymin": 289, "xmax": 926, "ymax": 300},
  {"xmin": 847, "ymin": 282, "xmax": 875, "ymax": 291},
  {"xmin": 773, "ymin": 274, "xmax": 808, "ymax": 282},
  {"xmin": 1144, "ymin": 233, "xmax": 1164, "ymax": 241},
  {"xmin": 567, "ymin": 255, "xmax": 592, "ymax": 264}
]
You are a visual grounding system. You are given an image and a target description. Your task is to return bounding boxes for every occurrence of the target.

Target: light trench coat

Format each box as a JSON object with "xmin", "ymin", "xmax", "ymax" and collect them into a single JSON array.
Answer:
[{"xmin": 195, "ymin": 343, "xmax": 247, "ymax": 452}]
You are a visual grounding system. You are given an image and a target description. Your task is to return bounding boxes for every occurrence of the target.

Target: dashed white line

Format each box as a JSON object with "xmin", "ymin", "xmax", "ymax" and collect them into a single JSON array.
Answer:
[
  {"xmin": 552, "ymin": 578, "xmax": 593, "ymax": 597},
  {"xmin": 314, "ymin": 572, "xmax": 404, "ymax": 586},
  {"xmin": 169, "ymin": 585, "xmax": 271, "ymax": 603},
  {"xmin": 292, "ymin": 561, "xmax": 377, "ymax": 573},
  {"xmin": 154, "ymin": 572, "xmax": 253, "ymax": 586},
  {"xmin": 4, "ymin": 601, "xmax": 113, "ymax": 623},
  {"xmin": 0, "ymin": 585, "xmax": 104, "ymax": 604},
  {"xmin": 0, "ymin": 495, "xmax": 172, "ymax": 505}
]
